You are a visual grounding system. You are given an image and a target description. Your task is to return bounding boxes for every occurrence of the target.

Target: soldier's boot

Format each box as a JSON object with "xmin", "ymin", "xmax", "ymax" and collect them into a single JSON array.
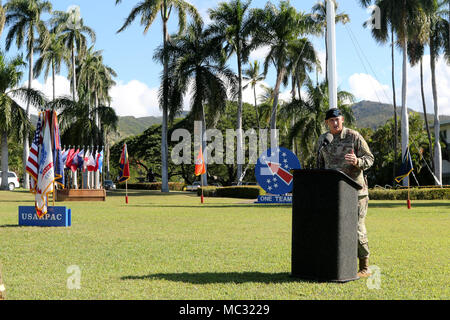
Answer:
[{"xmin": 357, "ymin": 257, "xmax": 371, "ymax": 278}]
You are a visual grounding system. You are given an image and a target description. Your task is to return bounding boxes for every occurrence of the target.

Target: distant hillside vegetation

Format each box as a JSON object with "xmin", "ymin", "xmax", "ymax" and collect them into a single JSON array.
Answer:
[{"xmin": 352, "ymin": 100, "xmax": 450, "ymax": 130}]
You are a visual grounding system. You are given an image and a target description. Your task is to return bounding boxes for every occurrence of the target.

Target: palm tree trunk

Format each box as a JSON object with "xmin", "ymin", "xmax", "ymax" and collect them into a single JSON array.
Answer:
[
  {"xmin": 161, "ymin": 16, "xmax": 169, "ymax": 193},
  {"xmin": 236, "ymin": 50, "xmax": 244, "ymax": 183},
  {"xmin": 253, "ymin": 85, "xmax": 260, "ymax": 130},
  {"xmin": 270, "ymin": 68, "xmax": 285, "ymax": 131},
  {"xmin": 71, "ymin": 43, "xmax": 77, "ymax": 102},
  {"xmin": 400, "ymin": 3, "xmax": 409, "ymax": 187},
  {"xmin": 95, "ymin": 91, "xmax": 100, "ymax": 189},
  {"xmin": 52, "ymin": 58, "xmax": 56, "ymax": 102},
  {"xmin": 391, "ymin": 26, "xmax": 398, "ymax": 184},
  {"xmin": 430, "ymin": 38, "xmax": 442, "ymax": 185},
  {"xmin": 325, "ymin": 27, "xmax": 328, "ymax": 83},
  {"xmin": 22, "ymin": 39, "xmax": 34, "ymax": 190},
  {"xmin": 420, "ymin": 58, "xmax": 434, "ymax": 171},
  {"xmin": 1, "ymin": 130, "xmax": 9, "ymax": 190}
]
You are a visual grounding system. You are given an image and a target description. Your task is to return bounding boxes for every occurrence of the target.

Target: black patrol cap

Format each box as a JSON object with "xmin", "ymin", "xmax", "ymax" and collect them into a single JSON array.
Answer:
[{"xmin": 325, "ymin": 108, "xmax": 342, "ymax": 120}]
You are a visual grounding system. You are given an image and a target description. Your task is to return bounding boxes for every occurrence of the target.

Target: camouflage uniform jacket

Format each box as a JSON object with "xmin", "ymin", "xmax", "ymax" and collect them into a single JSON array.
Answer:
[{"xmin": 317, "ymin": 127, "xmax": 374, "ymax": 196}]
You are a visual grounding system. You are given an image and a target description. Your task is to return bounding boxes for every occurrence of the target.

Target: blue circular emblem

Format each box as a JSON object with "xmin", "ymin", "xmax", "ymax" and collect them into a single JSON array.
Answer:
[{"xmin": 255, "ymin": 147, "xmax": 301, "ymax": 195}]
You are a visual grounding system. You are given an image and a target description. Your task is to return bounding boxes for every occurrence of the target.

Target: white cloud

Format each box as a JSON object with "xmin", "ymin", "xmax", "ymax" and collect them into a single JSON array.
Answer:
[
  {"xmin": 348, "ymin": 55, "xmax": 450, "ymax": 116},
  {"xmin": 348, "ymin": 73, "xmax": 392, "ymax": 104},
  {"xmin": 242, "ymin": 79, "xmax": 293, "ymax": 106},
  {"xmin": 249, "ymin": 45, "xmax": 271, "ymax": 62},
  {"xmin": 19, "ymin": 75, "xmax": 71, "ymax": 115},
  {"xmin": 406, "ymin": 55, "xmax": 450, "ymax": 116},
  {"xmin": 109, "ymin": 80, "xmax": 161, "ymax": 118},
  {"xmin": 19, "ymin": 76, "xmax": 162, "ymax": 118}
]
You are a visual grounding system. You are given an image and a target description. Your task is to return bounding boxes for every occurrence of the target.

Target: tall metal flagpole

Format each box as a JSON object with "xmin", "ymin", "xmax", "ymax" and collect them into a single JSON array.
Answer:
[{"xmin": 327, "ymin": 0, "xmax": 338, "ymax": 110}]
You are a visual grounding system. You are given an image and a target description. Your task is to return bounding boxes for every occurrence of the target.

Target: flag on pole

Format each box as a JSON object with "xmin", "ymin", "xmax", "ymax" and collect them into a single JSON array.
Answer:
[
  {"xmin": 95, "ymin": 150, "xmax": 104, "ymax": 173},
  {"xmin": 61, "ymin": 149, "xmax": 69, "ymax": 166},
  {"xmin": 35, "ymin": 115, "xmax": 55, "ymax": 218},
  {"xmin": 26, "ymin": 113, "xmax": 43, "ymax": 193},
  {"xmin": 395, "ymin": 147, "xmax": 414, "ymax": 183},
  {"xmin": 52, "ymin": 111, "xmax": 64, "ymax": 188},
  {"xmin": 83, "ymin": 149, "xmax": 91, "ymax": 172},
  {"xmin": 118, "ymin": 143, "xmax": 130, "ymax": 183},
  {"xmin": 76, "ymin": 149, "xmax": 85, "ymax": 171},
  {"xmin": 194, "ymin": 146, "xmax": 206, "ymax": 176},
  {"xmin": 67, "ymin": 149, "xmax": 79, "ymax": 172},
  {"xmin": 87, "ymin": 152, "xmax": 96, "ymax": 172}
]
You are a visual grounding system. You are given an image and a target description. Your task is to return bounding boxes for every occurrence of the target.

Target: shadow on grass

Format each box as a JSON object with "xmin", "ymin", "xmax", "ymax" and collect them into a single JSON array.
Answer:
[
  {"xmin": 0, "ymin": 224, "xmax": 23, "ymax": 228},
  {"xmin": 369, "ymin": 201, "xmax": 450, "ymax": 209},
  {"xmin": 121, "ymin": 272, "xmax": 317, "ymax": 284}
]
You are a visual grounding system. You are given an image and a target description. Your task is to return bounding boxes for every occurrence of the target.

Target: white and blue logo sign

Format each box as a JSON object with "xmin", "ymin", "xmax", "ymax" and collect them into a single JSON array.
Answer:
[{"xmin": 255, "ymin": 147, "xmax": 301, "ymax": 195}]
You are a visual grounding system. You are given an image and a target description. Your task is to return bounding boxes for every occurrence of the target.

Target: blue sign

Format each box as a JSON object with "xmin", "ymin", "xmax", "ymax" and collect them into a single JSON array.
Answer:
[
  {"xmin": 257, "ymin": 195, "xmax": 292, "ymax": 204},
  {"xmin": 255, "ymin": 147, "xmax": 301, "ymax": 195},
  {"xmin": 19, "ymin": 206, "xmax": 71, "ymax": 227}
]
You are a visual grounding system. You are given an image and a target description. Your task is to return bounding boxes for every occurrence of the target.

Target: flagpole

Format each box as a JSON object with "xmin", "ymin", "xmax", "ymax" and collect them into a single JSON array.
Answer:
[
  {"xmin": 126, "ymin": 180, "xmax": 128, "ymax": 204},
  {"xmin": 407, "ymin": 175, "xmax": 411, "ymax": 209},
  {"xmin": 201, "ymin": 174, "xmax": 204, "ymax": 204}
]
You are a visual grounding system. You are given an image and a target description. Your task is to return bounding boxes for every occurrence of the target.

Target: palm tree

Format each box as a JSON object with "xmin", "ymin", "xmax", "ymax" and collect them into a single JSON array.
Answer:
[
  {"xmin": 0, "ymin": 1, "xmax": 6, "ymax": 37},
  {"xmin": 288, "ymin": 38, "xmax": 320, "ymax": 103},
  {"xmin": 208, "ymin": 0, "xmax": 254, "ymax": 183},
  {"xmin": 34, "ymin": 29, "xmax": 69, "ymax": 102},
  {"xmin": 359, "ymin": 0, "xmax": 434, "ymax": 186},
  {"xmin": 311, "ymin": 0, "xmax": 349, "ymax": 81},
  {"xmin": 0, "ymin": 53, "xmax": 45, "ymax": 190},
  {"xmin": 76, "ymin": 46, "xmax": 117, "ymax": 188},
  {"xmin": 4, "ymin": 0, "xmax": 52, "ymax": 190},
  {"xmin": 425, "ymin": 0, "xmax": 449, "ymax": 185},
  {"xmin": 155, "ymin": 21, "xmax": 236, "ymax": 185},
  {"xmin": 407, "ymin": 10, "xmax": 434, "ymax": 171},
  {"xmin": 243, "ymin": 60, "xmax": 265, "ymax": 130},
  {"xmin": 115, "ymin": 0, "xmax": 201, "ymax": 193},
  {"xmin": 251, "ymin": 1, "xmax": 315, "ymax": 133},
  {"xmin": 51, "ymin": 9, "xmax": 96, "ymax": 103}
]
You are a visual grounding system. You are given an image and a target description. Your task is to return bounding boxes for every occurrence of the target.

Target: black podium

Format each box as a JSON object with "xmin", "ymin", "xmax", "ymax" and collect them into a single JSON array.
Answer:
[{"xmin": 291, "ymin": 169, "xmax": 362, "ymax": 282}]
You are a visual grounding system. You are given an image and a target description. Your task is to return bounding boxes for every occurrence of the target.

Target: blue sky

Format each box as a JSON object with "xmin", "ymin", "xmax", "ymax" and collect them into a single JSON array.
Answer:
[{"xmin": 2, "ymin": 0, "xmax": 450, "ymax": 117}]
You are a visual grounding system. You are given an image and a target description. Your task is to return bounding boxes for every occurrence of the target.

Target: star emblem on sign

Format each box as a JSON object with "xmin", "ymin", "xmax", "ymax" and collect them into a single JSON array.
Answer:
[{"xmin": 255, "ymin": 147, "xmax": 302, "ymax": 195}]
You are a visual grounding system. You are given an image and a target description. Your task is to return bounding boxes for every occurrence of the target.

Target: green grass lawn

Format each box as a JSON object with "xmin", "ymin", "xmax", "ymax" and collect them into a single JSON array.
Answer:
[{"xmin": 0, "ymin": 189, "xmax": 449, "ymax": 300}]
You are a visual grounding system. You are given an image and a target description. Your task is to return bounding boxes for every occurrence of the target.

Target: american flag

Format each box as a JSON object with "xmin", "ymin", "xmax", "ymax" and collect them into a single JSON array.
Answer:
[{"xmin": 26, "ymin": 113, "xmax": 43, "ymax": 193}]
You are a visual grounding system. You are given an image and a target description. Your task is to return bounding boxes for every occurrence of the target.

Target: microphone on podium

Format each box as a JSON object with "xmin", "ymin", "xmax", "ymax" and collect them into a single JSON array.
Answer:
[{"xmin": 317, "ymin": 133, "xmax": 334, "ymax": 168}]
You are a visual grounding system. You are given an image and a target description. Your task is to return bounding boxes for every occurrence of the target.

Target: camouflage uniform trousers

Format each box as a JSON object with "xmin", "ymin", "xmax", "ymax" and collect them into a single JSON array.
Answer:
[{"xmin": 358, "ymin": 195, "xmax": 370, "ymax": 258}]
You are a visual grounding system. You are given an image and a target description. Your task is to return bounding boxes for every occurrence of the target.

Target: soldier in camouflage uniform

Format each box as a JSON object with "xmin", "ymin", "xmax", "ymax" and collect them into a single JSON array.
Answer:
[{"xmin": 317, "ymin": 108, "xmax": 374, "ymax": 278}]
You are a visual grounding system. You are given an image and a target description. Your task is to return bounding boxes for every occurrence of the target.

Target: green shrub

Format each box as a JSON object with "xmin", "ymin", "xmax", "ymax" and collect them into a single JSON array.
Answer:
[
  {"xmin": 369, "ymin": 188, "xmax": 450, "ymax": 200},
  {"xmin": 198, "ymin": 186, "xmax": 266, "ymax": 199},
  {"xmin": 117, "ymin": 182, "xmax": 186, "ymax": 191},
  {"xmin": 197, "ymin": 186, "xmax": 219, "ymax": 197}
]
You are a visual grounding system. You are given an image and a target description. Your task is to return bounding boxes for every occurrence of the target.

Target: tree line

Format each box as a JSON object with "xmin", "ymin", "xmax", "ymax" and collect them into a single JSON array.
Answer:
[{"xmin": 0, "ymin": 0, "xmax": 118, "ymax": 189}]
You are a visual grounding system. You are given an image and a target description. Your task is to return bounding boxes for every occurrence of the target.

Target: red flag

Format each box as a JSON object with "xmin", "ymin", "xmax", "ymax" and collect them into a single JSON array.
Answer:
[
  {"xmin": 118, "ymin": 143, "xmax": 130, "ymax": 183},
  {"xmin": 195, "ymin": 147, "xmax": 206, "ymax": 176}
]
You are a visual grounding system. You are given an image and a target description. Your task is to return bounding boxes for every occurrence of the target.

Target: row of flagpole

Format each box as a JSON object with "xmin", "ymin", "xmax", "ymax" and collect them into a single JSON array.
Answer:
[
  {"xmin": 25, "ymin": 109, "xmax": 107, "ymax": 218},
  {"xmin": 60, "ymin": 145, "xmax": 104, "ymax": 190}
]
